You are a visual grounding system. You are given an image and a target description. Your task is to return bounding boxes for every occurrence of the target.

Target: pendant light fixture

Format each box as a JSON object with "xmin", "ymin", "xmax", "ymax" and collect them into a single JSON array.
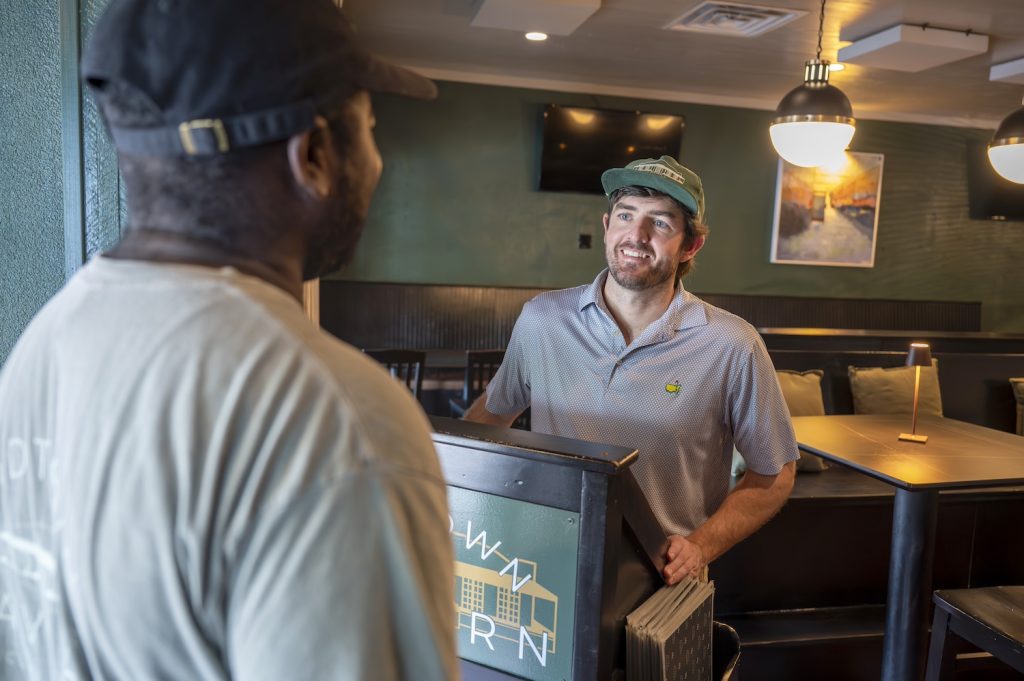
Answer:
[
  {"xmin": 988, "ymin": 97, "xmax": 1024, "ymax": 184},
  {"xmin": 770, "ymin": 0, "xmax": 856, "ymax": 167}
]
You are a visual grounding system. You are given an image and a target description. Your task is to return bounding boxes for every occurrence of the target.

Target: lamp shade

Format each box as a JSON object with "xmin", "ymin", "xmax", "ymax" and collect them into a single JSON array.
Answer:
[
  {"xmin": 770, "ymin": 61, "xmax": 856, "ymax": 167},
  {"xmin": 988, "ymin": 104, "xmax": 1024, "ymax": 184},
  {"xmin": 770, "ymin": 119, "xmax": 856, "ymax": 168},
  {"xmin": 906, "ymin": 342, "xmax": 932, "ymax": 367}
]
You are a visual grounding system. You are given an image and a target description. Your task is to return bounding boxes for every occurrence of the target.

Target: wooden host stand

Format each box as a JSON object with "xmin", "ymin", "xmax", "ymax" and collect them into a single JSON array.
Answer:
[{"xmin": 431, "ymin": 417, "xmax": 668, "ymax": 681}]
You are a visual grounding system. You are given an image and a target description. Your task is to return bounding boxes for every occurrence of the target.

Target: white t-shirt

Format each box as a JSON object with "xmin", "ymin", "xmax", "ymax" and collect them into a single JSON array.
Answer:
[{"xmin": 0, "ymin": 257, "xmax": 457, "ymax": 681}]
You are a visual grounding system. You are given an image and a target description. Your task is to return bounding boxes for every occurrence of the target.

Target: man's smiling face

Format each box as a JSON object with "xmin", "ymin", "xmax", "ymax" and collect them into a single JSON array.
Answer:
[{"xmin": 603, "ymin": 194, "xmax": 688, "ymax": 291}]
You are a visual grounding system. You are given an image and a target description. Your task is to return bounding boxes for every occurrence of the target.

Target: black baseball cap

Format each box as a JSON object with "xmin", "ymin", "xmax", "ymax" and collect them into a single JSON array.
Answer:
[{"xmin": 82, "ymin": 0, "xmax": 437, "ymax": 157}]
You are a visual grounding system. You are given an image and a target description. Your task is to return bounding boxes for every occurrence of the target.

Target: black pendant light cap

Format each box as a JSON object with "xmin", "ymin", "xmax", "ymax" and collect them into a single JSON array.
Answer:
[
  {"xmin": 772, "ymin": 82, "xmax": 855, "ymax": 124},
  {"xmin": 991, "ymin": 105, "xmax": 1024, "ymax": 148}
]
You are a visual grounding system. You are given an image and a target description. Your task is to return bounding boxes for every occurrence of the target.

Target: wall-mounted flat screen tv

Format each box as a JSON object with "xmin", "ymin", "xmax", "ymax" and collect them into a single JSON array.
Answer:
[
  {"xmin": 539, "ymin": 105, "xmax": 685, "ymax": 194},
  {"xmin": 967, "ymin": 141, "xmax": 1024, "ymax": 222}
]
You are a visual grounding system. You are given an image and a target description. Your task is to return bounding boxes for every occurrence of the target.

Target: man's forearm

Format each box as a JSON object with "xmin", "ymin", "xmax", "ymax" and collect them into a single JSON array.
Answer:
[
  {"xmin": 462, "ymin": 393, "xmax": 520, "ymax": 428},
  {"xmin": 688, "ymin": 461, "xmax": 796, "ymax": 563}
]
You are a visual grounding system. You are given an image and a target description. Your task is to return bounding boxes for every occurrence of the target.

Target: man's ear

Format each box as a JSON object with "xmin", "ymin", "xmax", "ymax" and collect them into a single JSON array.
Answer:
[
  {"xmin": 681, "ymin": 234, "xmax": 706, "ymax": 262},
  {"xmin": 287, "ymin": 116, "xmax": 333, "ymax": 199},
  {"xmin": 602, "ymin": 212, "xmax": 610, "ymax": 234}
]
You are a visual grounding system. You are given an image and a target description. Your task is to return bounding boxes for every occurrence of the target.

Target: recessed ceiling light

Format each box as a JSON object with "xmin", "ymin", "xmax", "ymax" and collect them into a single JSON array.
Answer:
[
  {"xmin": 525, "ymin": 31, "xmax": 548, "ymax": 41},
  {"xmin": 829, "ymin": 62, "xmax": 846, "ymax": 72}
]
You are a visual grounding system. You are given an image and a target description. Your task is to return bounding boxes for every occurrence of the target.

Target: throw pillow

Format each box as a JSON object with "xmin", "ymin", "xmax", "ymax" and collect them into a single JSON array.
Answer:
[
  {"xmin": 1010, "ymin": 378, "xmax": 1024, "ymax": 436},
  {"xmin": 848, "ymin": 360, "xmax": 942, "ymax": 416},
  {"xmin": 777, "ymin": 370, "xmax": 828, "ymax": 472},
  {"xmin": 733, "ymin": 369, "xmax": 828, "ymax": 476}
]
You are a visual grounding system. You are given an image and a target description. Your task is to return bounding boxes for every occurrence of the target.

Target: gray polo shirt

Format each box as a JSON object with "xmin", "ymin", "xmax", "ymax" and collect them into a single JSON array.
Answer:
[{"xmin": 485, "ymin": 270, "xmax": 798, "ymax": 537}]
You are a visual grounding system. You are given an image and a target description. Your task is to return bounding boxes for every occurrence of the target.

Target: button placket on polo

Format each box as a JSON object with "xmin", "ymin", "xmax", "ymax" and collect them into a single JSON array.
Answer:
[
  {"xmin": 608, "ymin": 352, "xmax": 625, "ymax": 387},
  {"xmin": 587, "ymin": 302, "xmax": 627, "ymax": 389},
  {"xmin": 606, "ymin": 327, "xmax": 626, "ymax": 388}
]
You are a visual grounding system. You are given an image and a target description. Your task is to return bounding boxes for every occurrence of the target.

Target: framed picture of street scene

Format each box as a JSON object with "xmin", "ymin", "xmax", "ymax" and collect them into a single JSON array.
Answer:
[{"xmin": 770, "ymin": 152, "xmax": 884, "ymax": 267}]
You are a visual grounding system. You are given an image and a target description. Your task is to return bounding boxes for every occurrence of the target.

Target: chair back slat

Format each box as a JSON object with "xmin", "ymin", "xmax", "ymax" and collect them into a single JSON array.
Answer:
[
  {"xmin": 459, "ymin": 349, "xmax": 530, "ymax": 429},
  {"xmin": 463, "ymin": 350, "xmax": 506, "ymax": 403},
  {"xmin": 363, "ymin": 349, "xmax": 426, "ymax": 400}
]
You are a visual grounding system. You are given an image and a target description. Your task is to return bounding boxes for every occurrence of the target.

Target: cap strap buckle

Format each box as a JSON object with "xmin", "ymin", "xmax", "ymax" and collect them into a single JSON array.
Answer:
[{"xmin": 178, "ymin": 118, "xmax": 229, "ymax": 155}]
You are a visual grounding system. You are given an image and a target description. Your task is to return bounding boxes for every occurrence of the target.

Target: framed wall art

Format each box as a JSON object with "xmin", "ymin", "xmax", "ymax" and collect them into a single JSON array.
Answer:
[{"xmin": 770, "ymin": 152, "xmax": 884, "ymax": 267}]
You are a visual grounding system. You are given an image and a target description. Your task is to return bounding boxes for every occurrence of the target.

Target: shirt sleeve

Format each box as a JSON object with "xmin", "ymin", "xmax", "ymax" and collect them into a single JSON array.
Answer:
[
  {"xmin": 728, "ymin": 336, "xmax": 800, "ymax": 475},
  {"xmin": 226, "ymin": 464, "xmax": 458, "ymax": 681},
  {"xmin": 484, "ymin": 304, "xmax": 533, "ymax": 416}
]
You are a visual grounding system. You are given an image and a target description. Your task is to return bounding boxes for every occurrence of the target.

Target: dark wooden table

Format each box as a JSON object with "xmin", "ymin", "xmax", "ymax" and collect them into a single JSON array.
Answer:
[{"xmin": 791, "ymin": 414, "xmax": 1024, "ymax": 681}]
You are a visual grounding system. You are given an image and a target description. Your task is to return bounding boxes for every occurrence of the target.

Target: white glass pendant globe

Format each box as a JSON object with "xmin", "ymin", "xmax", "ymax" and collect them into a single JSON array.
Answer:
[
  {"xmin": 987, "ymin": 104, "xmax": 1024, "ymax": 183},
  {"xmin": 988, "ymin": 143, "xmax": 1024, "ymax": 184},
  {"xmin": 769, "ymin": 121, "xmax": 856, "ymax": 167}
]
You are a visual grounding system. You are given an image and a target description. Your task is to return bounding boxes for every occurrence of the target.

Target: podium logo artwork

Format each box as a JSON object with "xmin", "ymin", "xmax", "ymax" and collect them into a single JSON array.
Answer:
[
  {"xmin": 450, "ymin": 517, "xmax": 558, "ymax": 667},
  {"xmin": 447, "ymin": 486, "xmax": 578, "ymax": 681}
]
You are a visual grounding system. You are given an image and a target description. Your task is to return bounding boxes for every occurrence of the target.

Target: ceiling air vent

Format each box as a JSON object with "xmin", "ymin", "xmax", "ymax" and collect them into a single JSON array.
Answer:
[{"xmin": 665, "ymin": 1, "xmax": 806, "ymax": 38}]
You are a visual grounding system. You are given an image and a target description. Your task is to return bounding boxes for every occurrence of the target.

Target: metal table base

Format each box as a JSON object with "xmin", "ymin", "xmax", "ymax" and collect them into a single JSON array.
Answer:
[{"xmin": 882, "ymin": 488, "xmax": 938, "ymax": 681}]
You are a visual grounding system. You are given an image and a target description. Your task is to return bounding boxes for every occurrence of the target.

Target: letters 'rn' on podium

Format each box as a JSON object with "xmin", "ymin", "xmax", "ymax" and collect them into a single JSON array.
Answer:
[{"xmin": 430, "ymin": 416, "xmax": 669, "ymax": 681}]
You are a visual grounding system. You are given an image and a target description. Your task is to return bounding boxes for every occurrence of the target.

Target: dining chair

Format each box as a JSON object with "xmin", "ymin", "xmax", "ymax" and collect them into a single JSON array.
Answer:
[
  {"xmin": 449, "ymin": 349, "xmax": 530, "ymax": 429},
  {"xmin": 449, "ymin": 349, "xmax": 505, "ymax": 418},
  {"xmin": 925, "ymin": 586, "xmax": 1024, "ymax": 680},
  {"xmin": 363, "ymin": 348, "xmax": 426, "ymax": 401}
]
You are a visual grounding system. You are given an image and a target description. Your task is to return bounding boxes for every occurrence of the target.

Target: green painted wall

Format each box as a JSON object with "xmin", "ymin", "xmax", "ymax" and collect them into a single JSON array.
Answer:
[
  {"xmin": 0, "ymin": 0, "xmax": 66, "ymax": 362},
  {"xmin": 337, "ymin": 81, "xmax": 1024, "ymax": 332}
]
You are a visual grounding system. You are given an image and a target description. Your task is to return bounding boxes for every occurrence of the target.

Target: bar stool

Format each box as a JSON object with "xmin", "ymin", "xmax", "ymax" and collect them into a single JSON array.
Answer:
[
  {"xmin": 925, "ymin": 586, "xmax": 1024, "ymax": 680},
  {"xmin": 712, "ymin": 621, "xmax": 741, "ymax": 681}
]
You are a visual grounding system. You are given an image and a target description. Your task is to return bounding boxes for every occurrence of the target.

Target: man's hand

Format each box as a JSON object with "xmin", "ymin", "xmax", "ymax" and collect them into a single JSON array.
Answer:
[{"xmin": 662, "ymin": 534, "xmax": 706, "ymax": 585}]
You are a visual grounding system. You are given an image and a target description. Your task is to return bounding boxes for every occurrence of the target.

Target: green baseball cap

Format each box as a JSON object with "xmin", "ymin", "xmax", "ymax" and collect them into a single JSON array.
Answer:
[{"xmin": 601, "ymin": 155, "xmax": 706, "ymax": 223}]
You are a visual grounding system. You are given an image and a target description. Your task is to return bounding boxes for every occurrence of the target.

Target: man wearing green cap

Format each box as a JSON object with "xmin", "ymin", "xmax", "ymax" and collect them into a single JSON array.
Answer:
[{"xmin": 466, "ymin": 156, "xmax": 798, "ymax": 584}]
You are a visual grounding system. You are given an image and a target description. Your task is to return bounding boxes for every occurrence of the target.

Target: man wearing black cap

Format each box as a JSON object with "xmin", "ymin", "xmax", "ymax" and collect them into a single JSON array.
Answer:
[
  {"xmin": 467, "ymin": 156, "xmax": 798, "ymax": 585},
  {"xmin": 0, "ymin": 1, "xmax": 456, "ymax": 680}
]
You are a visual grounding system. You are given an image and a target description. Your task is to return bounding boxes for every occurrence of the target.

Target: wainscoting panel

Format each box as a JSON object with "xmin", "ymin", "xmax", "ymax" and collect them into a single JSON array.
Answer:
[{"xmin": 320, "ymin": 281, "xmax": 981, "ymax": 351}]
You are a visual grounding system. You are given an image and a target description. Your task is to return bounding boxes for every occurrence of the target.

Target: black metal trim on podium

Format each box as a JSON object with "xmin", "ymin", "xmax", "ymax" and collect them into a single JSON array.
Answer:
[{"xmin": 431, "ymin": 417, "xmax": 668, "ymax": 681}]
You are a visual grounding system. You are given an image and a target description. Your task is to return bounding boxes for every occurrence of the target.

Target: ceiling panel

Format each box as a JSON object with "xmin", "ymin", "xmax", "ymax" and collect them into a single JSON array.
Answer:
[{"xmin": 347, "ymin": 0, "xmax": 1024, "ymax": 127}]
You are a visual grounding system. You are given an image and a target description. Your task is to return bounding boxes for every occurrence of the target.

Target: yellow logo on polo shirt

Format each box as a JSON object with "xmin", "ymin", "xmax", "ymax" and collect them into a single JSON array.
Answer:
[{"xmin": 665, "ymin": 381, "xmax": 681, "ymax": 394}]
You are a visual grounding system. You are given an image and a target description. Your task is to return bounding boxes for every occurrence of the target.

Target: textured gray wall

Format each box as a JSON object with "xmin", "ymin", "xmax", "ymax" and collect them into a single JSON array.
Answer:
[
  {"xmin": 82, "ymin": 0, "xmax": 122, "ymax": 260},
  {"xmin": 0, "ymin": 0, "xmax": 65, "ymax": 363},
  {"xmin": 0, "ymin": 0, "xmax": 120, "ymax": 366}
]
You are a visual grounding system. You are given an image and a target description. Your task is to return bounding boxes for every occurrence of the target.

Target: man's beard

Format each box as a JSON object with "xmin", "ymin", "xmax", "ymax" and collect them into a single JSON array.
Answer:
[
  {"xmin": 301, "ymin": 181, "xmax": 372, "ymax": 280},
  {"xmin": 606, "ymin": 242, "xmax": 677, "ymax": 291}
]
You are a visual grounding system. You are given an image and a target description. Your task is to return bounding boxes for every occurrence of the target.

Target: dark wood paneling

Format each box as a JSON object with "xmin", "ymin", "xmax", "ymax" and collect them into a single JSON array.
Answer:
[
  {"xmin": 762, "ymin": 329, "xmax": 1024, "ymax": 354},
  {"xmin": 321, "ymin": 282, "xmax": 542, "ymax": 350},
  {"xmin": 699, "ymin": 294, "xmax": 980, "ymax": 332},
  {"xmin": 320, "ymin": 281, "xmax": 982, "ymax": 350}
]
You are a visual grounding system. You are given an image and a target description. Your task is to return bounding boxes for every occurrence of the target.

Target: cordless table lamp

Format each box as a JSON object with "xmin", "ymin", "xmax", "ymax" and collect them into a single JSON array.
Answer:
[{"xmin": 899, "ymin": 342, "xmax": 931, "ymax": 444}]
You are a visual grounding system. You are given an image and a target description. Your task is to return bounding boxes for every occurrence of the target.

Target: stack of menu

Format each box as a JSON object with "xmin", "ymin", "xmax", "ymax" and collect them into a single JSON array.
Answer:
[{"xmin": 625, "ymin": 577, "xmax": 714, "ymax": 681}]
